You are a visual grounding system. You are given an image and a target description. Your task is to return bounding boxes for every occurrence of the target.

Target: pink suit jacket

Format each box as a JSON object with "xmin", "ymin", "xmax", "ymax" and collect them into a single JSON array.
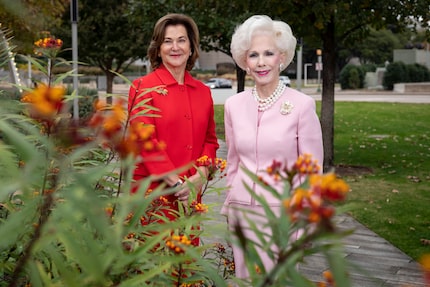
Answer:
[{"xmin": 222, "ymin": 87, "xmax": 323, "ymax": 210}]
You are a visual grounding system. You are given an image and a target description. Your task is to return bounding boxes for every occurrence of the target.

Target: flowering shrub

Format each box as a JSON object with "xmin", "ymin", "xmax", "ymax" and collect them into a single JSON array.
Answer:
[
  {"xmin": 0, "ymin": 37, "xmax": 228, "ymax": 287},
  {"xmin": 6, "ymin": 32, "xmax": 426, "ymax": 287},
  {"xmin": 33, "ymin": 32, "xmax": 63, "ymax": 58},
  {"xmin": 227, "ymin": 155, "xmax": 353, "ymax": 286},
  {"xmin": 0, "ymin": 36, "xmax": 355, "ymax": 286}
]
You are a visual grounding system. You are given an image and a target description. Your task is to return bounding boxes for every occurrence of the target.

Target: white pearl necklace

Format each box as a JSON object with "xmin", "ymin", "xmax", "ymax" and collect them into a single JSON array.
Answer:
[{"xmin": 252, "ymin": 80, "xmax": 286, "ymax": 112}]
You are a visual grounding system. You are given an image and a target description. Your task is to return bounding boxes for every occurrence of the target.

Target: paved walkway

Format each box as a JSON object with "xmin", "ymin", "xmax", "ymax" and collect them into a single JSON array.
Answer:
[
  {"xmin": 108, "ymin": 84, "xmax": 430, "ymax": 105},
  {"xmin": 108, "ymin": 83, "xmax": 428, "ymax": 285},
  {"xmin": 202, "ymin": 140, "xmax": 426, "ymax": 287}
]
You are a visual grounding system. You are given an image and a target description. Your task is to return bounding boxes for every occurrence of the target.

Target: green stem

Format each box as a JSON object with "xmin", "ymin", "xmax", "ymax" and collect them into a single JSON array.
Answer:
[{"xmin": 8, "ymin": 192, "xmax": 54, "ymax": 287}]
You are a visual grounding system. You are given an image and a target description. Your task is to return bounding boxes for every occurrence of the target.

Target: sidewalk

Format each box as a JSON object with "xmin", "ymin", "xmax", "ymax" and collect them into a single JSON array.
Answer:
[
  {"xmin": 202, "ymin": 140, "xmax": 426, "ymax": 286},
  {"xmin": 108, "ymin": 84, "xmax": 430, "ymax": 105}
]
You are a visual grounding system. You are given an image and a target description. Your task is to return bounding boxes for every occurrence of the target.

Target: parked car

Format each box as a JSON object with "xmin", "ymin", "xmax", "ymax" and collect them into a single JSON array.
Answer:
[
  {"xmin": 279, "ymin": 75, "xmax": 291, "ymax": 87},
  {"xmin": 204, "ymin": 78, "xmax": 232, "ymax": 89}
]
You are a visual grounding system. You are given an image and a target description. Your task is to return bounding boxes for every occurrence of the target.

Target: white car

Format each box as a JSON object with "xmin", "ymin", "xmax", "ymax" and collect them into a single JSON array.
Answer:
[
  {"xmin": 204, "ymin": 78, "xmax": 232, "ymax": 89},
  {"xmin": 279, "ymin": 76, "xmax": 291, "ymax": 87}
]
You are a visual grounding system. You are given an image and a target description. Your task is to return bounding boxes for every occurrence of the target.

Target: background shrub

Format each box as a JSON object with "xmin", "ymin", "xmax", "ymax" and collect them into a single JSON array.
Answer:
[
  {"xmin": 339, "ymin": 64, "xmax": 365, "ymax": 89},
  {"xmin": 383, "ymin": 62, "xmax": 430, "ymax": 90},
  {"xmin": 383, "ymin": 61, "xmax": 408, "ymax": 90},
  {"xmin": 406, "ymin": 63, "xmax": 430, "ymax": 83},
  {"xmin": 66, "ymin": 85, "xmax": 98, "ymax": 120}
]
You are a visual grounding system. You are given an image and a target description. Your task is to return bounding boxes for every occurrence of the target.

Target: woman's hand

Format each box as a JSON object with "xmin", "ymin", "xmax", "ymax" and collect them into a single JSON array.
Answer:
[{"xmin": 174, "ymin": 168, "xmax": 207, "ymax": 203}]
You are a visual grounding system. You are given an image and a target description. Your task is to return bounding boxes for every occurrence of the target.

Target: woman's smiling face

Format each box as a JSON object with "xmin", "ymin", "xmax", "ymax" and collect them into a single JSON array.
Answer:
[
  {"xmin": 159, "ymin": 24, "xmax": 191, "ymax": 71},
  {"xmin": 245, "ymin": 33, "xmax": 285, "ymax": 87}
]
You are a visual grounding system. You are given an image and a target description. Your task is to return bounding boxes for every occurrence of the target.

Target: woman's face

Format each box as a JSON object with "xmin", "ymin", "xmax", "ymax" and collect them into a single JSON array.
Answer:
[
  {"xmin": 245, "ymin": 33, "xmax": 285, "ymax": 87},
  {"xmin": 159, "ymin": 24, "xmax": 191, "ymax": 71}
]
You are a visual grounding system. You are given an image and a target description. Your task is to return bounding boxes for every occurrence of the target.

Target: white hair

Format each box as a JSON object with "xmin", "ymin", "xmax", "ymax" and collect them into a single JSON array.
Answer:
[{"xmin": 230, "ymin": 15, "xmax": 297, "ymax": 71}]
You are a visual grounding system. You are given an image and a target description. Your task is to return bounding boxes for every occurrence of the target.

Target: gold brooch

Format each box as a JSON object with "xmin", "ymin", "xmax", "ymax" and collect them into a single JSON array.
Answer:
[{"xmin": 280, "ymin": 101, "xmax": 294, "ymax": 115}]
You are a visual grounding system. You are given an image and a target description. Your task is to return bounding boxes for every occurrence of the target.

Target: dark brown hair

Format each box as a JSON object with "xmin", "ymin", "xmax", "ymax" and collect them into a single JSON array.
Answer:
[{"xmin": 147, "ymin": 13, "xmax": 200, "ymax": 71}]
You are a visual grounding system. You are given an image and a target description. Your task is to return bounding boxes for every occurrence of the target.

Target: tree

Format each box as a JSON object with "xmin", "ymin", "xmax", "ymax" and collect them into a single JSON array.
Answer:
[
  {"xmin": 51, "ymin": 0, "xmax": 428, "ymax": 169},
  {"xmin": 184, "ymin": 0, "xmax": 430, "ymax": 170},
  {"xmin": 270, "ymin": 0, "xmax": 429, "ymax": 170},
  {"xmin": 0, "ymin": 0, "xmax": 68, "ymax": 54},
  {"xmin": 53, "ymin": 0, "xmax": 155, "ymax": 102}
]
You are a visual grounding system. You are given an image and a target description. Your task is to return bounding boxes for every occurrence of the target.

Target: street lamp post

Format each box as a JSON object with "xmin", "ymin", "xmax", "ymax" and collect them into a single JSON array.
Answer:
[
  {"xmin": 316, "ymin": 49, "xmax": 322, "ymax": 93},
  {"xmin": 71, "ymin": 0, "xmax": 79, "ymax": 120}
]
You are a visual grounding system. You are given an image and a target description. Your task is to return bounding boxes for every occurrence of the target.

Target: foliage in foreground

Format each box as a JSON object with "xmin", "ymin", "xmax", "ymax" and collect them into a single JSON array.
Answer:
[
  {"xmin": 0, "ymin": 89, "xmax": 355, "ymax": 286},
  {"xmin": 2, "ymin": 33, "xmax": 429, "ymax": 287}
]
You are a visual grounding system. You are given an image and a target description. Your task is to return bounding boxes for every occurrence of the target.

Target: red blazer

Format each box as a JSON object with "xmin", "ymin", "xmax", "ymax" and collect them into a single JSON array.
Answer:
[{"xmin": 128, "ymin": 64, "xmax": 219, "ymax": 186}]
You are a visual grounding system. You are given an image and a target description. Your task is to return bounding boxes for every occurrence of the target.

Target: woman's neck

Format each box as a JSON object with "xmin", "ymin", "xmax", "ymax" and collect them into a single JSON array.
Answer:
[
  {"xmin": 256, "ymin": 80, "xmax": 280, "ymax": 99},
  {"xmin": 164, "ymin": 64, "xmax": 186, "ymax": 84}
]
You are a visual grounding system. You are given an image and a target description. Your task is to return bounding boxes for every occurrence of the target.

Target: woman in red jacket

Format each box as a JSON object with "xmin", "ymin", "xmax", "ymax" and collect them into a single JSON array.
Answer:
[{"xmin": 128, "ymin": 14, "xmax": 219, "ymax": 236}]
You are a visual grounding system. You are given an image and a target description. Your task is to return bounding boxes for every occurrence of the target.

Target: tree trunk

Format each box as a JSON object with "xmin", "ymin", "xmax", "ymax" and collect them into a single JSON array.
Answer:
[
  {"xmin": 236, "ymin": 65, "xmax": 246, "ymax": 93},
  {"xmin": 320, "ymin": 16, "xmax": 336, "ymax": 172}
]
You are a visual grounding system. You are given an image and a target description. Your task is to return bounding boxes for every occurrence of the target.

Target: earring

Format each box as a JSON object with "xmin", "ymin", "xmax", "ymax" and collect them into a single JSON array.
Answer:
[
  {"xmin": 190, "ymin": 51, "xmax": 192, "ymax": 56},
  {"xmin": 246, "ymin": 67, "xmax": 250, "ymax": 74},
  {"xmin": 279, "ymin": 63, "xmax": 284, "ymax": 71}
]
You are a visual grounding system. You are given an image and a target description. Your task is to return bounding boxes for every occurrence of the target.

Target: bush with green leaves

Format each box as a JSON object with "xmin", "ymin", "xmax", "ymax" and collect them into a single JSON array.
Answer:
[
  {"xmin": 339, "ymin": 64, "xmax": 365, "ymax": 90},
  {"xmin": 65, "ymin": 85, "xmax": 98, "ymax": 120},
  {"xmin": 406, "ymin": 63, "xmax": 430, "ymax": 83},
  {"xmin": 383, "ymin": 61, "xmax": 430, "ymax": 90},
  {"xmin": 383, "ymin": 61, "xmax": 409, "ymax": 90},
  {"xmin": 0, "ymin": 93, "xmax": 354, "ymax": 286}
]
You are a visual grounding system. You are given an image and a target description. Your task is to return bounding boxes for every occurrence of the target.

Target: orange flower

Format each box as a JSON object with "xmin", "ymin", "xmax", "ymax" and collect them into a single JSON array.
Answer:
[
  {"xmin": 420, "ymin": 254, "xmax": 430, "ymax": 285},
  {"xmin": 196, "ymin": 155, "xmax": 210, "ymax": 166},
  {"xmin": 165, "ymin": 234, "xmax": 192, "ymax": 254},
  {"xmin": 310, "ymin": 173, "xmax": 349, "ymax": 202},
  {"xmin": 266, "ymin": 159, "xmax": 282, "ymax": 176},
  {"xmin": 34, "ymin": 37, "xmax": 63, "ymax": 49},
  {"xmin": 190, "ymin": 200, "xmax": 208, "ymax": 214},
  {"xmin": 215, "ymin": 157, "xmax": 227, "ymax": 173},
  {"xmin": 284, "ymin": 173, "xmax": 349, "ymax": 224},
  {"xmin": 21, "ymin": 83, "xmax": 65, "ymax": 120},
  {"xmin": 294, "ymin": 153, "xmax": 321, "ymax": 175},
  {"xmin": 89, "ymin": 99, "xmax": 159, "ymax": 158},
  {"xmin": 196, "ymin": 156, "xmax": 227, "ymax": 180},
  {"xmin": 34, "ymin": 34, "xmax": 63, "ymax": 57},
  {"xmin": 105, "ymin": 206, "xmax": 113, "ymax": 217},
  {"xmin": 323, "ymin": 270, "xmax": 335, "ymax": 285}
]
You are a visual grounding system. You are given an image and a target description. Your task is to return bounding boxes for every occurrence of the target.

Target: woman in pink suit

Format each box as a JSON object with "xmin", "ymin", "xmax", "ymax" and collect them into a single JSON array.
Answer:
[
  {"xmin": 221, "ymin": 15, "xmax": 324, "ymax": 278},
  {"xmin": 128, "ymin": 14, "xmax": 219, "ymax": 242}
]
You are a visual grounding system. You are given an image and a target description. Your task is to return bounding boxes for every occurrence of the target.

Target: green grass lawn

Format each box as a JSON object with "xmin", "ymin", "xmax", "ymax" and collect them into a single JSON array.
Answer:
[{"xmin": 214, "ymin": 102, "xmax": 430, "ymax": 260}]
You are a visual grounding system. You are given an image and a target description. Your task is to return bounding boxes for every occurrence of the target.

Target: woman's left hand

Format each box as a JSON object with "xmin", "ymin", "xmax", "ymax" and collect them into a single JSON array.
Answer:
[{"xmin": 174, "ymin": 172, "xmax": 205, "ymax": 203}]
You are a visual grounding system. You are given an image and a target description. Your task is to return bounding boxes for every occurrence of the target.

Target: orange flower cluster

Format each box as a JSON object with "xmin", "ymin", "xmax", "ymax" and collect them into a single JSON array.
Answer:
[
  {"xmin": 294, "ymin": 153, "xmax": 321, "ymax": 175},
  {"xmin": 284, "ymin": 173, "xmax": 349, "ymax": 224},
  {"xmin": 89, "ymin": 99, "xmax": 163, "ymax": 159},
  {"xmin": 105, "ymin": 205, "xmax": 114, "ymax": 217},
  {"xmin": 215, "ymin": 157, "xmax": 227, "ymax": 174},
  {"xmin": 196, "ymin": 155, "xmax": 210, "ymax": 166},
  {"xmin": 266, "ymin": 154, "xmax": 321, "ymax": 182},
  {"xmin": 224, "ymin": 258, "xmax": 235, "ymax": 272},
  {"xmin": 266, "ymin": 159, "xmax": 283, "ymax": 181},
  {"xmin": 316, "ymin": 270, "xmax": 335, "ymax": 287},
  {"xmin": 21, "ymin": 83, "xmax": 65, "ymax": 121},
  {"xmin": 420, "ymin": 254, "xmax": 430, "ymax": 285},
  {"xmin": 196, "ymin": 156, "xmax": 227, "ymax": 179},
  {"xmin": 34, "ymin": 37, "xmax": 63, "ymax": 49},
  {"xmin": 190, "ymin": 200, "xmax": 208, "ymax": 214},
  {"xmin": 165, "ymin": 235, "xmax": 192, "ymax": 254}
]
